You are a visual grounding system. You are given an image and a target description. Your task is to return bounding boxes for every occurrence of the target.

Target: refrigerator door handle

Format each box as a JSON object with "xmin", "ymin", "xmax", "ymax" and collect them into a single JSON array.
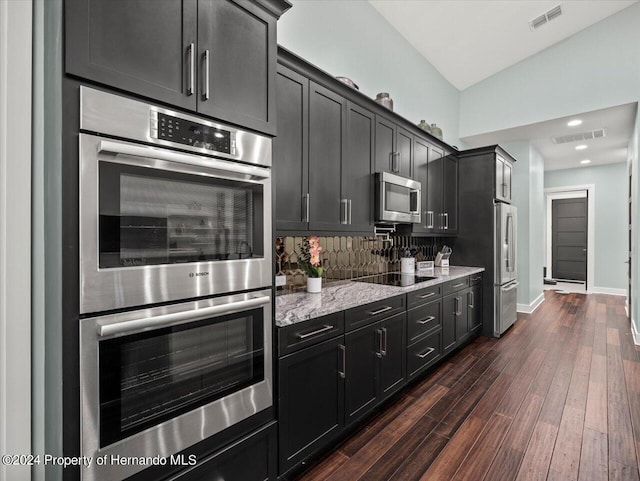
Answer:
[{"xmin": 502, "ymin": 281, "xmax": 519, "ymax": 291}]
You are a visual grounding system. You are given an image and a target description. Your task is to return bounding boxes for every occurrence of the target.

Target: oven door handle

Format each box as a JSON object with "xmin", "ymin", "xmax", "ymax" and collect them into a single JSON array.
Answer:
[
  {"xmin": 98, "ymin": 295, "xmax": 270, "ymax": 338},
  {"xmin": 98, "ymin": 140, "xmax": 271, "ymax": 179}
]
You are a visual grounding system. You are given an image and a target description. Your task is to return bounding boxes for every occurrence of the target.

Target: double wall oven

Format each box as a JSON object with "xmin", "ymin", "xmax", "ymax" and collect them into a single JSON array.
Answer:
[{"xmin": 78, "ymin": 87, "xmax": 273, "ymax": 480}]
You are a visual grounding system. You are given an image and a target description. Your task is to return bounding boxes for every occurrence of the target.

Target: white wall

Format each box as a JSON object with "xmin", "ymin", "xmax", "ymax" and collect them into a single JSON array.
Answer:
[
  {"xmin": 0, "ymin": 1, "xmax": 33, "ymax": 480},
  {"xmin": 504, "ymin": 141, "xmax": 545, "ymax": 311},
  {"xmin": 460, "ymin": 2, "xmax": 640, "ymax": 138},
  {"xmin": 545, "ymin": 163, "xmax": 628, "ymax": 293},
  {"xmin": 628, "ymin": 110, "xmax": 639, "ymax": 341},
  {"xmin": 278, "ymin": 0, "xmax": 461, "ymax": 146}
]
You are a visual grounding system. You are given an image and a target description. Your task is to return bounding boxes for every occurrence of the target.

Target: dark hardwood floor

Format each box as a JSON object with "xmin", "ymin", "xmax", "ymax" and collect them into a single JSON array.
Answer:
[{"xmin": 293, "ymin": 291, "xmax": 640, "ymax": 481}]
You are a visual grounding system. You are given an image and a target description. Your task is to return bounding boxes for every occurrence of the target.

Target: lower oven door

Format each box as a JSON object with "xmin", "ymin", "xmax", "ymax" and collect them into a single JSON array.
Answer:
[{"xmin": 80, "ymin": 289, "xmax": 272, "ymax": 481}]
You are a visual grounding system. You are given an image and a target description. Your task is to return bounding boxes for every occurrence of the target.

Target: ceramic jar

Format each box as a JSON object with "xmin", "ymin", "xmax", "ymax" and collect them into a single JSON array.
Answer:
[
  {"xmin": 306, "ymin": 277, "xmax": 322, "ymax": 293},
  {"xmin": 417, "ymin": 120, "xmax": 432, "ymax": 133},
  {"xmin": 375, "ymin": 92, "xmax": 393, "ymax": 111},
  {"xmin": 430, "ymin": 123, "xmax": 443, "ymax": 140}
]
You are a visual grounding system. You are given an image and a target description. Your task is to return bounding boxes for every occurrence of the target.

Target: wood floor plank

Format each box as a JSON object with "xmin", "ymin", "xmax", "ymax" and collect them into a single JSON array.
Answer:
[
  {"xmin": 547, "ymin": 405, "xmax": 585, "ymax": 481},
  {"xmin": 514, "ymin": 420, "xmax": 558, "ymax": 481},
  {"xmin": 579, "ymin": 427, "xmax": 609, "ymax": 481}
]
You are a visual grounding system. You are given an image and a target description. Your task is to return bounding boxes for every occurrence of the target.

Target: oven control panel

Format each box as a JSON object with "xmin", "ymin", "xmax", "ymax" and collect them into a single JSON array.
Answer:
[{"xmin": 151, "ymin": 112, "xmax": 236, "ymax": 155}]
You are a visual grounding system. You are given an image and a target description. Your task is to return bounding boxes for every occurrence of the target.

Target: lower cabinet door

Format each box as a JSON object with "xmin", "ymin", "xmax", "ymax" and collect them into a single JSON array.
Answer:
[
  {"xmin": 172, "ymin": 421, "xmax": 277, "ymax": 481},
  {"xmin": 378, "ymin": 312, "xmax": 406, "ymax": 401},
  {"xmin": 456, "ymin": 289, "xmax": 469, "ymax": 343},
  {"xmin": 469, "ymin": 284, "xmax": 483, "ymax": 333},
  {"xmin": 407, "ymin": 330, "xmax": 442, "ymax": 379},
  {"xmin": 344, "ymin": 323, "xmax": 379, "ymax": 426},
  {"xmin": 442, "ymin": 293, "xmax": 457, "ymax": 354},
  {"xmin": 278, "ymin": 337, "xmax": 345, "ymax": 475}
]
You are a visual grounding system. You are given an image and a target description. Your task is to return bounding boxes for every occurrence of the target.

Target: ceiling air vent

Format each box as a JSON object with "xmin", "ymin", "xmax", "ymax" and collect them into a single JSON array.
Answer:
[
  {"xmin": 529, "ymin": 4, "xmax": 563, "ymax": 30},
  {"xmin": 552, "ymin": 128, "xmax": 607, "ymax": 144}
]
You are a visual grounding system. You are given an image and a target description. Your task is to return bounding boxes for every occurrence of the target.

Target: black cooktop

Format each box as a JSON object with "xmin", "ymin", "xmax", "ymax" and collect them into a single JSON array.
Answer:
[{"xmin": 352, "ymin": 272, "xmax": 438, "ymax": 287}]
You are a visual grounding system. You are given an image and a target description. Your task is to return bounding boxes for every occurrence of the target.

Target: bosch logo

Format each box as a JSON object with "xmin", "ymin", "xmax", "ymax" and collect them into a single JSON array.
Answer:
[{"xmin": 189, "ymin": 272, "xmax": 210, "ymax": 278}]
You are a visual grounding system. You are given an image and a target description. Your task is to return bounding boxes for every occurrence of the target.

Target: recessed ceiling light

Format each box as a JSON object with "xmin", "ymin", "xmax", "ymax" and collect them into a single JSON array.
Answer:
[
  {"xmin": 575, "ymin": 144, "xmax": 588, "ymax": 150},
  {"xmin": 567, "ymin": 119, "xmax": 582, "ymax": 127},
  {"xmin": 580, "ymin": 159, "xmax": 591, "ymax": 164}
]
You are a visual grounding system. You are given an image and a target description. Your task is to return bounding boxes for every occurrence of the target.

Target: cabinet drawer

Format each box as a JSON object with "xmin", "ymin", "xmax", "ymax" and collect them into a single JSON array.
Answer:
[
  {"xmin": 407, "ymin": 330, "xmax": 442, "ymax": 379},
  {"xmin": 278, "ymin": 312, "xmax": 344, "ymax": 356},
  {"xmin": 407, "ymin": 300, "xmax": 441, "ymax": 343},
  {"xmin": 407, "ymin": 284, "xmax": 441, "ymax": 308},
  {"xmin": 345, "ymin": 295, "xmax": 405, "ymax": 331},
  {"xmin": 469, "ymin": 273, "xmax": 483, "ymax": 286},
  {"xmin": 442, "ymin": 277, "xmax": 470, "ymax": 296}
]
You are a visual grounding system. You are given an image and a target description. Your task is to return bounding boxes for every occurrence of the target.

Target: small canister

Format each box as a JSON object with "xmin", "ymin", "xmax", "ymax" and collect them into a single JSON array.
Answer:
[
  {"xmin": 375, "ymin": 92, "xmax": 394, "ymax": 111},
  {"xmin": 401, "ymin": 257, "xmax": 415, "ymax": 274}
]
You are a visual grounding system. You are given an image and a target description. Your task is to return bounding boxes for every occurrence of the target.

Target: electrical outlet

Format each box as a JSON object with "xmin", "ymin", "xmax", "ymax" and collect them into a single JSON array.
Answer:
[{"xmin": 275, "ymin": 275, "xmax": 287, "ymax": 287}]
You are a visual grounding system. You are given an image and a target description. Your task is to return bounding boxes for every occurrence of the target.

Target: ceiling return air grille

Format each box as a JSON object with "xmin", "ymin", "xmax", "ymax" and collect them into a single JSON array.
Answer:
[
  {"xmin": 552, "ymin": 128, "xmax": 607, "ymax": 144},
  {"xmin": 529, "ymin": 4, "xmax": 563, "ymax": 30}
]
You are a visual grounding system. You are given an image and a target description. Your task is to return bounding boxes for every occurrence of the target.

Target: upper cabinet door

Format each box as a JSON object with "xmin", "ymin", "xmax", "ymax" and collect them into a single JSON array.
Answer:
[
  {"xmin": 66, "ymin": 0, "xmax": 198, "ymax": 110},
  {"xmin": 374, "ymin": 116, "xmax": 395, "ymax": 174},
  {"xmin": 427, "ymin": 146, "xmax": 444, "ymax": 231},
  {"xmin": 503, "ymin": 158, "xmax": 513, "ymax": 202},
  {"xmin": 395, "ymin": 127, "xmax": 413, "ymax": 178},
  {"xmin": 343, "ymin": 103, "xmax": 375, "ymax": 232},
  {"xmin": 308, "ymin": 82, "xmax": 346, "ymax": 231},
  {"xmin": 197, "ymin": 0, "xmax": 277, "ymax": 135},
  {"xmin": 274, "ymin": 65, "xmax": 309, "ymax": 232},
  {"xmin": 495, "ymin": 155, "xmax": 513, "ymax": 203},
  {"xmin": 443, "ymin": 153, "xmax": 458, "ymax": 233},
  {"xmin": 412, "ymin": 137, "xmax": 429, "ymax": 234}
]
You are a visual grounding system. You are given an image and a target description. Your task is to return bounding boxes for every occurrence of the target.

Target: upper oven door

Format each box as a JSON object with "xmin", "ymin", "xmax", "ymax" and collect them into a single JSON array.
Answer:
[{"xmin": 79, "ymin": 133, "xmax": 272, "ymax": 314}]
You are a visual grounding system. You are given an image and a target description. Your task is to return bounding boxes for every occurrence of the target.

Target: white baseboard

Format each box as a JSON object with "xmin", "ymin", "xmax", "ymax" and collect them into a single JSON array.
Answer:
[
  {"xmin": 517, "ymin": 292, "xmax": 545, "ymax": 314},
  {"xmin": 589, "ymin": 286, "xmax": 627, "ymax": 296},
  {"xmin": 632, "ymin": 320, "xmax": 640, "ymax": 346}
]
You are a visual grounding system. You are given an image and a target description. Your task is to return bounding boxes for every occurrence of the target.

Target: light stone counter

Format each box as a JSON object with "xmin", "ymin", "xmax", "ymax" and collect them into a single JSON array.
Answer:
[{"xmin": 275, "ymin": 266, "xmax": 485, "ymax": 327}]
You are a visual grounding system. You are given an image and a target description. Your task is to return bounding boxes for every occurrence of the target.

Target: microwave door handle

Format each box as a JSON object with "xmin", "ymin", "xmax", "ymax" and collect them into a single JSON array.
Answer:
[
  {"xmin": 98, "ymin": 295, "xmax": 270, "ymax": 338},
  {"xmin": 97, "ymin": 140, "xmax": 271, "ymax": 179}
]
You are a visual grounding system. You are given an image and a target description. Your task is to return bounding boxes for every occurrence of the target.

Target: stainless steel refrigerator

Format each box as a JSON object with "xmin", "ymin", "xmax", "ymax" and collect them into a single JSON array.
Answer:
[
  {"xmin": 454, "ymin": 145, "xmax": 519, "ymax": 338},
  {"xmin": 494, "ymin": 202, "xmax": 518, "ymax": 336}
]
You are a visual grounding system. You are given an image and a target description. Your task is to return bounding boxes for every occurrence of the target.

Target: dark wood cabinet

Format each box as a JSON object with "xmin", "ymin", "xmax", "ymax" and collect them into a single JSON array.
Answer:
[
  {"xmin": 468, "ymin": 284, "xmax": 483, "ymax": 334},
  {"xmin": 374, "ymin": 116, "xmax": 412, "ymax": 177},
  {"xmin": 344, "ymin": 311, "xmax": 406, "ymax": 425},
  {"xmin": 278, "ymin": 337, "xmax": 345, "ymax": 474},
  {"xmin": 344, "ymin": 324, "xmax": 378, "ymax": 425},
  {"xmin": 342, "ymin": 103, "xmax": 375, "ymax": 231},
  {"xmin": 442, "ymin": 292, "xmax": 458, "ymax": 354},
  {"xmin": 274, "ymin": 65, "xmax": 308, "ymax": 231},
  {"xmin": 443, "ymin": 153, "xmax": 458, "ymax": 233},
  {"xmin": 495, "ymin": 154, "xmax": 513, "ymax": 203},
  {"xmin": 427, "ymin": 146, "xmax": 444, "ymax": 232},
  {"xmin": 455, "ymin": 290, "xmax": 469, "ymax": 343},
  {"xmin": 412, "ymin": 137, "xmax": 430, "ymax": 234},
  {"xmin": 308, "ymin": 82, "xmax": 347, "ymax": 231},
  {"xmin": 66, "ymin": 0, "xmax": 285, "ymax": 135}
]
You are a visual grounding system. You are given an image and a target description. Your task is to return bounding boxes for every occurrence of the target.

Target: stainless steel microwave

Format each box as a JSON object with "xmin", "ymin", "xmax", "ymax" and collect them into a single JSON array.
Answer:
[{"xmin": 375, "ymin": 172, "xmax": 421, "ymax": 224}]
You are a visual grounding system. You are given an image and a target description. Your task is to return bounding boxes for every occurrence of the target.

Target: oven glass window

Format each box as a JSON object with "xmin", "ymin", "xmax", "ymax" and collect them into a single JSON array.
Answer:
[
  {"xmin": 99, "ymin": 308, "xmax": 264, "ymax": 448},
  {"xmin": 98, "ymin": 162, "xmax": 264, "ymax": 268},
  {"xmin": 385, "ymin": 183, "xmax": 411, "ymax": 213}
]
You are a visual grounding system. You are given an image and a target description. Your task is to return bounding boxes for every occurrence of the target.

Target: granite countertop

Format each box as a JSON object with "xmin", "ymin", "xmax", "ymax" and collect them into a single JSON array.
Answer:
[{"xmin": 275, "ymin": 266, "xmax": 485, "ymax": 327}]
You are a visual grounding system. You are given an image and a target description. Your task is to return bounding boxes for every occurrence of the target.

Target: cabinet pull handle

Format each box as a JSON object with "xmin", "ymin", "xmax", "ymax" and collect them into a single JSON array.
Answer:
[
  {"xmin": 418, "ymin": 316, "xmax": 436, "ymax": 325},
  {"xmin": 376, "ymin": 329, "xmax": 384, "ymax": 358},
  {"xmin": 453, "ymin": 282, "xmax": 466, "ymax": 288},
  {"xmin": 427, "ymin": 211, "xmax": 434, "ymax": 229},
  {"xmin": 302, "ymin": 193, "xmax": 310, "ymax": 222},
  {"xmin": 468, "ymin": 292, "xmax": 474, "ymax": 309},
  {"xmin": 417, "ymin": 347, "xmax": 435, "ymax": 359},
  {"xmin": 367, "ymin": 306, "xmax": 393, "ymax": 316},
  {"xmin": 381, "ymin": 327, "xmax": 388, "ymax": 356},
  {"xmin": 391, "ymin": 152, "xmax": 400, "ymax": 173},
  {"xmin": 341, "ymin": 199, "xmax": 348, "ymax": 225},
  {"xmin": 419, "ymin": 292, "xmax": 436, "ymax": 299},
  {"xmin": 456, "ymin": 296, "xmax": 463, "ymax": 316},
  {"xmin": 339, "ymin": 344, "xmax": 346, "ymax": 379},
  {"xmin": 296, "ymin": 324, "xmax": 334, "ymax": 340},
  {"xmin": 187, "ymin": 43, "xmax": 195, "ymax": 96},
  {"xmin": 202, "ymin": 49, "xmax": 210, "ymax": 101},
  {"xmin": 348, "ymin": 199, "xmax": 352, "ymax": 225},
  {"xmin": 444, "ymin": 212, "xmax": 449, "ymax": 230}
]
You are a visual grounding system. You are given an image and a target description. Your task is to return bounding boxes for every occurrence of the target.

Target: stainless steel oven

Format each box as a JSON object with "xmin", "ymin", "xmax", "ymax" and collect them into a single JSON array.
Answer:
[
  {"xmin": 79, "ymin": 87, "xmax": 272, "ymax": 314},
  {"xmin": 375, "ymin": 171, "xmax": 421, "ymax": 224},
  {"xmin": 80, "ymin": 289, "xmax": 272, "ymax": 481}
]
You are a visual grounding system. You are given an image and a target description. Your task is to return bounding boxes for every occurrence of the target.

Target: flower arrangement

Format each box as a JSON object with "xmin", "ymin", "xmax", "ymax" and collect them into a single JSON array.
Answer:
[{"xmin": 299, "ymin": 236, "xmax": 323, "ymax": 278}]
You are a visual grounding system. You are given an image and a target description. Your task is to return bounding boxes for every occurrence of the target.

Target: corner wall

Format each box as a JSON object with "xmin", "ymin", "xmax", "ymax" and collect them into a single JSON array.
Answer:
[{"xmin": 278, "ymin": 0, "xmax": 461, "ymax": 146}]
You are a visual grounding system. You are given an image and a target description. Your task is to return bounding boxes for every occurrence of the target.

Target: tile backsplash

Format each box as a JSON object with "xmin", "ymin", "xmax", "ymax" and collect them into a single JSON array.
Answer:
[{"xmin": 275, "ymin": 235, "xmax": 451, "ymax": 293}]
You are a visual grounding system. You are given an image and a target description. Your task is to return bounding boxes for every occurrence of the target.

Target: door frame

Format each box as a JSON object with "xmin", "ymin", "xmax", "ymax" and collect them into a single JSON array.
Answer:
[{"xmin": 545, "ymin": 185, "xmax": 595, "ymax": 291}]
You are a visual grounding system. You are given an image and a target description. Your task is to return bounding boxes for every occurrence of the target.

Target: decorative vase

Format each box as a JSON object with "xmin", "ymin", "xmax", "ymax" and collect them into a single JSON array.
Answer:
[
  {"xmin": 375, "ymin": 92, "xmax": 393, "ymax": 111},
  {"xmin": 306, "ymin": 277, "xmax": 322, "ymax": 293},
  {"xmin": 417, "ymin": 120, "xmax": 432, "ymax": 133},
  {"xmin": 430, "ymin": 123, "xmax": 443, "ymax": 140}
]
